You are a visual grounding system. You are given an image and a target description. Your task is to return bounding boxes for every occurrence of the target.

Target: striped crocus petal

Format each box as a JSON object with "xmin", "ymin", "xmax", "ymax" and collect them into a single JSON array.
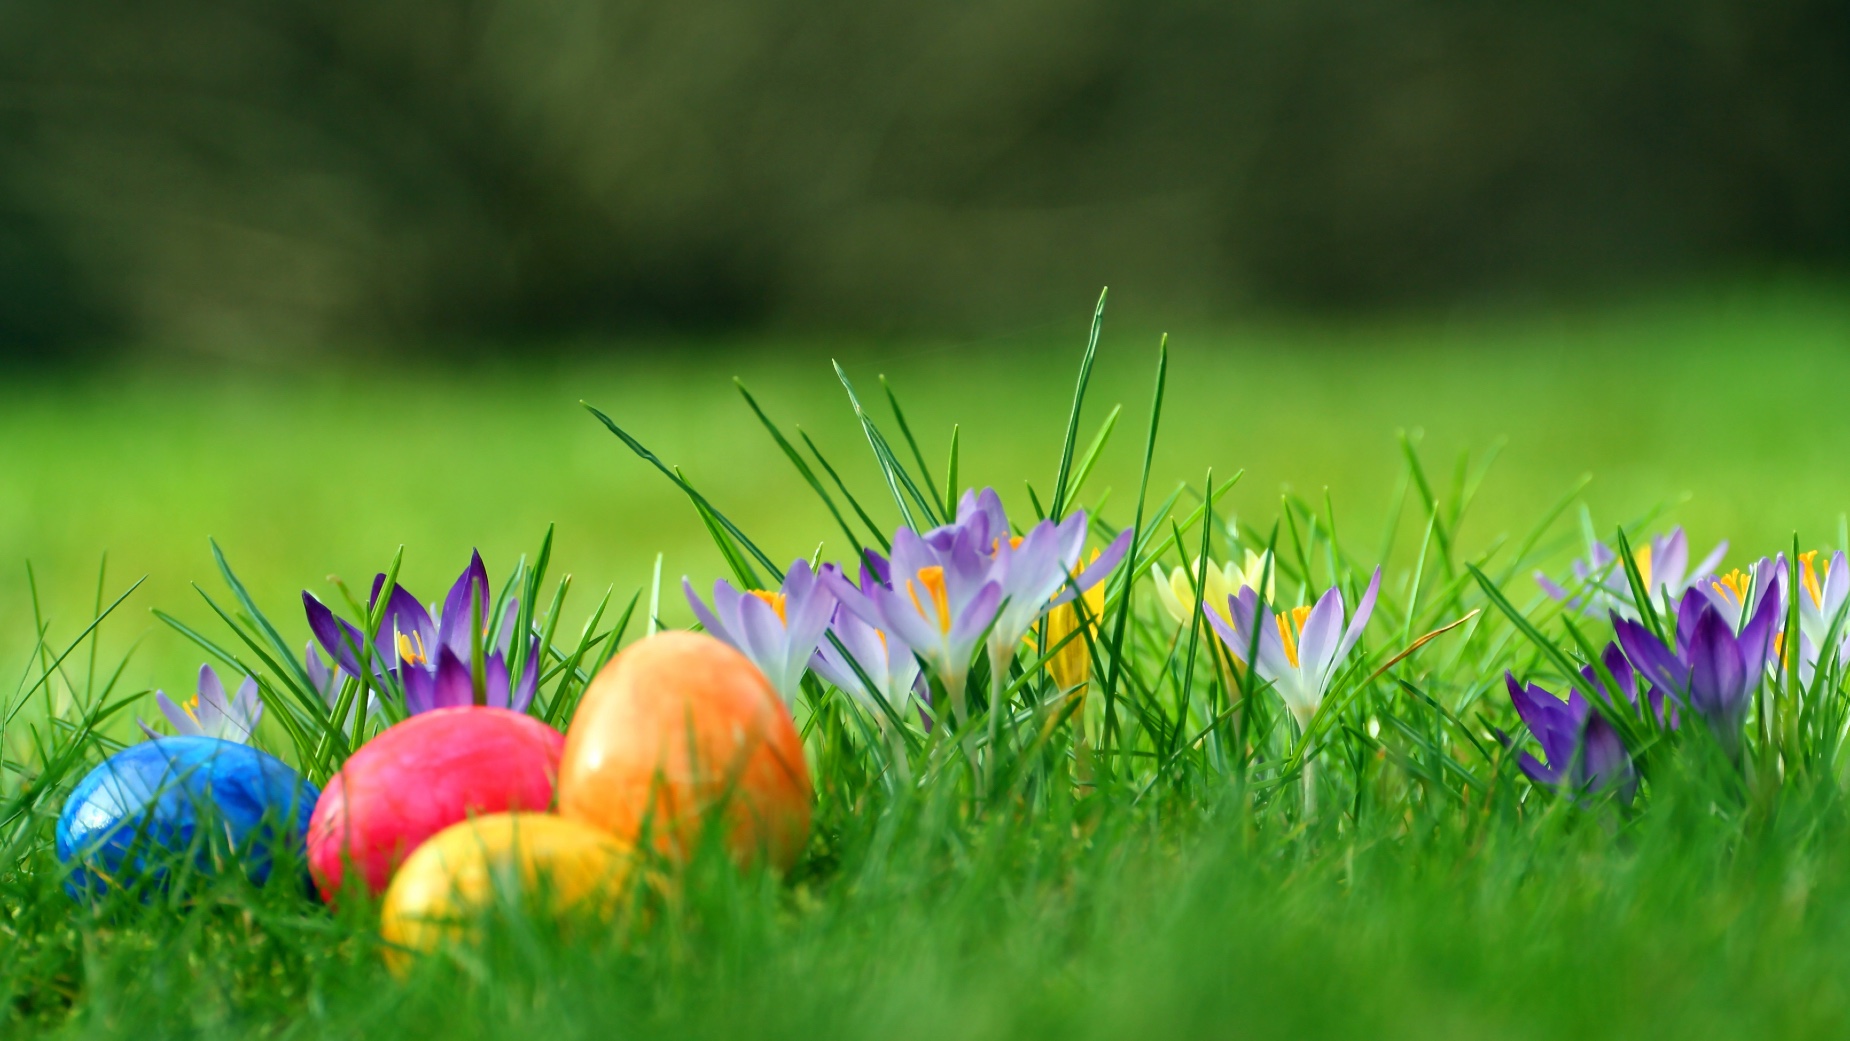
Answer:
[
  {"xmin": 154, "ymin": 664, "xmax": 262, "ymax": 743},
  {"xmin": 304, "ymin": 593, "xmax": 388, "ymax": 680},
  {"xmin": 1503, "ymin": 670, "xmax": 1637, "ymax": 801},
  {"xmin": 684, "ymin": 558, "xmax": 837, "ymax": 705},
  {"xmin": 811, "ymin": 602, "xmax": 923, "ymax": 719},
  {"xmin": 1613, "ymin": 580, "xmax": 1780, "ymax": 746}
]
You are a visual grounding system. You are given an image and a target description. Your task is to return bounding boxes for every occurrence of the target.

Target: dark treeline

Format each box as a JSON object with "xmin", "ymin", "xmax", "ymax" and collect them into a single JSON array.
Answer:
[{"xmin": 1, "ymin": 0, "xmax": 1844, "ymax": 356}]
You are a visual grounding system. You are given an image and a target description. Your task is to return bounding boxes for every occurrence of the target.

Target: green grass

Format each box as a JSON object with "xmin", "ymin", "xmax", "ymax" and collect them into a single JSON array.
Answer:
[
  {"xmin": 6, "ymin": 280, "xmax": 1850, "ymax": 1039},
  {"xmin": 7, "ymin": 281, "xmax": 1849, "ymax": 697}
]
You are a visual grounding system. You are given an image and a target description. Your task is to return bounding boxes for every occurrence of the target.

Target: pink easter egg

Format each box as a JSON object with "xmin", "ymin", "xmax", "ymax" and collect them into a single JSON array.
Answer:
[{"xmin": 307, "ymin": 706, "xmax": 564, "ymax": 901}]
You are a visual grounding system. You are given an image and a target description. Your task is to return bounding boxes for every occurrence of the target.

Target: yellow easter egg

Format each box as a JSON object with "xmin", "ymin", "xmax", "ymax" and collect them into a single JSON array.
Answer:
[{"xmin": 379, "ymin": 812, "xmax": 634, "ymax": 970}]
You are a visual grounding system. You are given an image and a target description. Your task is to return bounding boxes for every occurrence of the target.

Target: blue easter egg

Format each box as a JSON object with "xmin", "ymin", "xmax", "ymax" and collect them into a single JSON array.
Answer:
[{"xmin": 56, "ymin": 736, "xmax": 319, "ymax": 899}]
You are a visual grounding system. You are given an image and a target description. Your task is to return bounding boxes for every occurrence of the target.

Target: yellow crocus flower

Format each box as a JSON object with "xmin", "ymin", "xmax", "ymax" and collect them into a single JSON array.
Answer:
[{"xmin": 1150, "ymin": 550, "xmax": 1276, "ymax": 627}]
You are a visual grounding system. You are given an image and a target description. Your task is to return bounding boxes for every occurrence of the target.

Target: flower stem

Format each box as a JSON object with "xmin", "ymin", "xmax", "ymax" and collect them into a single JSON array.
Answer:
[
  {"xmin": 945, "ymin": 669, "xmax": 979, "ymax": 793},
  {"xmin": 983, "ymin": 654, "xmax": 1008, "ymax": 804},
  {"xmin": 883, "ymin": 717, "xmax": 913, "ymax": 788},
  {"xmin": 1294, "ymin": 705, "xmax": 1318, "ymax": 819}
]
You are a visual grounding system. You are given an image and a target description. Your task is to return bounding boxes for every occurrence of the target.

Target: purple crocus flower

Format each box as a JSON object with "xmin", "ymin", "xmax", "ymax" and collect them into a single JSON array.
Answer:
[
  {"xmin": 918, "ymin": 487, "xmax": 1129, "ymax": 675},
  {"xmin": 143, "ymin": 664, "xmax": 263, "ymax": 743},
  {"xmin": 685, "ymin": 558, "xmax": 836, "ymax": 705},
  {"xmin": 983, "ymin": 510, "xmax": 1130, "ymax": 676},
  {"xmin": 1696, "ymin": 555, "xmax": 1780, "ymax": 634},
  {"xmin": 926, "ymin": 488, "xmax": 1012, "ymax": 554},
  {"xmin": 1203, "ymin": 569, "xmax": 1381, "ymax": 733},
  {"xmin": 809, "ymin": 563, "xmax": 926, "ymax": 720},
  {"xmin": 1537, "ymin": 527, "xmax": 1727, "ymax": 620},
  {"xmin": 303, "ymin": 572, "xmax": 396, "ymax": 683},
  {"xmin": 1787, "ymin": 550, "xmax": 1850, "ymax": 684},
  {"xmin": 305, "ymin": 642, "xmax": 339, "ymax": 705},
  {"xmin": 823, "ymin": 488, "xmax": 1130, "ymax": 730},
  {"xmin": 1504, "ymin": 645, "xmax": 1639, "ymax": 801},
  {"xmin": 304, "ymin": 551, "xmax": 538, "ymax": 715},
  {"xmin": 825, "ymin": 523, "xmax": 1003, "ymax": 710},
  {"xmin": 305, "ymin": 642, "xmax": 379, "ymax": 719},
  {"xmin": 1612, "ymin": 578, "xmax": 1781, "ymax": 750},
  {"xmin": 1697, "ymin": 553, "xmax": 1850, "ymax": 686}
]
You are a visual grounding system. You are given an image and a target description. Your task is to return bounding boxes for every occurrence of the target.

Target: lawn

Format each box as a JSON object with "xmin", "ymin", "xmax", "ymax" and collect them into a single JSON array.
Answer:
[
  {"xmin": 5, "ymin": 280, "xmax": 1850, "ymax": 1039},
  {"xmin": 5, "ymin": 281, "xmax": 1846, "ymax": 697}
]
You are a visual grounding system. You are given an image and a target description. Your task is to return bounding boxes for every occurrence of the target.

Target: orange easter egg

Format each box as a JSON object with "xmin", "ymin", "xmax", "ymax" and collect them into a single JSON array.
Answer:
[{"xmin": 558, "ymin": 631, "xmax": 811, "ymax": 871}]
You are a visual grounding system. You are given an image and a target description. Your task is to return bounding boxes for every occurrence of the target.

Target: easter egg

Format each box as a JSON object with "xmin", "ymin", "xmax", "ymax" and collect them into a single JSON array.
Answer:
[
  {"xmin": 307, "ymin": 707, "xmax": 564, "ymax": 901},
  {"xmin": 558, "ymin": 631, "xmax": 811, "ymax": 871},
  {"xmin": 379, "ymin": 812, "xmax": 633, "ymax": 970},
  {"xmin": 57, "ymin": 736, "xmax": 319, "ymax": 899}
]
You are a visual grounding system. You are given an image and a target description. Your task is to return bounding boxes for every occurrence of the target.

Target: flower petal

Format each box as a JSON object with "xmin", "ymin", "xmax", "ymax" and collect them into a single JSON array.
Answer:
[
  {"xmin": 874, "ymin": 583, "xmax": 946, "ymax": 663},
  {"xmin": 1334, "ymin": 568, "xmax": 1382, "ymax": 663},
  {"xmin": 1151, "ymin": 564, "xmax": 1189, "ymax": 625},
  {"xmin": 305, "ymin": 643, "xmax": 334, "ymax": 701},
  {"xmin": 948, "ymin": 581, "xmax": 1004, "ymax": 651},
  {"xmin": 1506, "ymin": 673, "xmax": 1575, "ymax": 771},
  {"xmin": 512, "ymin": 639, "xmax": 540, "ymax": 713},
  {"xmin": 1613, "ymin": 615, "xmax": 1686, "ymax": 699},
  {"xmin": 402, "ymin": 663, "xmax": 436, "ymax": 715},
  {"xmin": 438, "ymin": 551, "xmax": 493, "ymax": 657},
  {"xmin": 1054, "ymin": 528, "xmax": 1132, "ymax": 604},
  {"xmin": 821, "ymin": 565, "xmax": 886, "ymax": 631},
  {"xmin": 1519, "ymin": 750, "xmax": 1564, "ymax": 787},
  {"xmin": 156, "ymin": 690, "xmax": 204, "ymax": 737},
  {"xmin": 684, "ymin": 578, "xmax": 733, "ymax": 643},
  {"xmin": 1656, "ymin": 529, "xmax": 1690, "ymax": 593},
  {"xmin": 1674, "ymin": 589, "xmax": 1707, "ymax": 655},
  {"xmin": 432, "ymin": 646, "xmax": 476, "ymax": 710},
  {"xmin": 304, "ymin": 593, "xmax": 369, "ymax": 677},
  {"xmin": 193, "ymin": 664, "xmax": 230, "ymax": 732},
  {"xmin": 783, "ymin": 560, "xmax": 837, "ymax": 657},
  {"xmin": 1577, "ymin": 710, "xmax": 1636, "ymax": 802},
  {"xmin": 1687, "ymin": 606, "xmax": 1746, "ymax": 722},
  {"xmin": 228, "ymin": 676, "xmax": 263, "ymax": 739},
  {"xmin": 1294, "ymin": 585, "xmax": 1346, "ymax": 682},
  {"xmin": 1689, "ymin": 538, "xmax": 1729, "ymax": 585},
  {"xmin": 1739, "ymin": 571, "xmax": 1783, "ymax": 677},
  {"xmin": 484, "ymin": 652, "xmax": 512, "ymax": 710},
  {"xmin": 384, "ymin": 583, "xmax": 435, "ymax": 666},
  {"xmin": 1203, "ymin": 598, "xmax": 1248, "ymax": 665},
  {"xmin": 1535, "ymin": 571, "xmax": 1571, "ymax": 602}
]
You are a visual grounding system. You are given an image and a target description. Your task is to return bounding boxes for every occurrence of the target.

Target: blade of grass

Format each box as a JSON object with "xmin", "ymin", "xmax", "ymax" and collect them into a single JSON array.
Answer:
[
  {"xmin": 1100, "ymin": 333, "xmax": 1166, "ymax": 782},
  {"xmin": 584, "ymin": 402, "xmax": 782, "ymax": 582},
  {"xmin": 1051, "ymin": 287, "xmax": 1107, "ymax": 520}
]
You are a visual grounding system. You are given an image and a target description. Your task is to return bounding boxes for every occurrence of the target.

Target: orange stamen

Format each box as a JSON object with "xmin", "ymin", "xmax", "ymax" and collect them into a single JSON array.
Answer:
[
  {"xmin": 1710, "ymin": 569, "xmax": 1752, "ymax": 607},
  {"xmin": 1801, "ymin": 550, "xmax": 1824, "ymax": 609},
  {"xmin": 1275, "ymin": 605, "xmax": 1313, "ymax": 669},
  {"xmin": 398, "ymin": 631, "xmax": 429, "ymax": 667},
  {"xmin": 749, "ymin": 590, "xmax": 788, "ymax": 623},
  {"xmin": 908, "ymin": 566, "xmax": 952, "ymax": 633}
]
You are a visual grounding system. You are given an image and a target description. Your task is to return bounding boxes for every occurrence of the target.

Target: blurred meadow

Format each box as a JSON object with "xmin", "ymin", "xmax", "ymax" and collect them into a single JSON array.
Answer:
[{"xmin": 6, "ymin": 280, "xmax": 1848, "ymax": 707}]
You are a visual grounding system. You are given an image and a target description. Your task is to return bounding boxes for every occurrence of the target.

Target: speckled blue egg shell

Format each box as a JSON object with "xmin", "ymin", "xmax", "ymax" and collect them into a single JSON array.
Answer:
[{"xmin": 56, "ymin": 736, "xmax": 319, "ymax": 899}]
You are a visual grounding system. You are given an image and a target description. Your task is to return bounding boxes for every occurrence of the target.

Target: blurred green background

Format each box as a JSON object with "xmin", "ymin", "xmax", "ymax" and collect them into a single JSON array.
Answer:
[
  {"xmin": 3, "ymin": 0, "xmax": 1848, "ymax": 701},
  {"xmin": 0, "ymin": 0, "xmax": 1845, "ymax": 356}
]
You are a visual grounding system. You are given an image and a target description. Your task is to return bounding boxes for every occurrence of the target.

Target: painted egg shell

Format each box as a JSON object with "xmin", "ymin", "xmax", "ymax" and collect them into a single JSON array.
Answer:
[
  {"xmin": 56, "ymin": 736, "xmax": 319, "ymax": 900},
  {"xmin": 558, "ymin": 631, "xmax": 811, "ymax": 871},
  {"xmin": 307, "ymin": 707, "xmax": 564, "ymax": 901},
  {"xmin": 379, "ymin": 812, "xmax": 633, "ymax": 972}
]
